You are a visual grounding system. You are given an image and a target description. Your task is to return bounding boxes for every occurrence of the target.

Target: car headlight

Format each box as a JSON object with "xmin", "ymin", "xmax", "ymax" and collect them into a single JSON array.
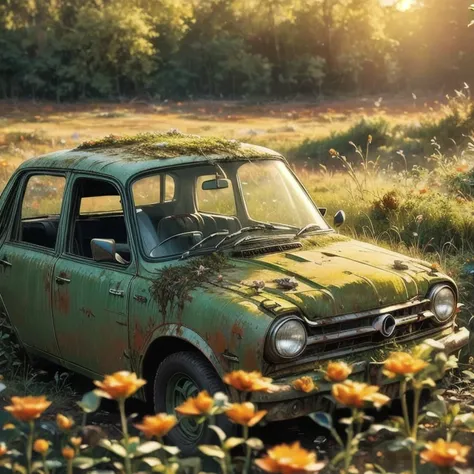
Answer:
[
  {"xmin": 266, "ymin": 317, "xmax": 307, "ymax": 362},
  {"xmin": 429, "ymin": 284, "xmax": 456, "ymax": 323}
]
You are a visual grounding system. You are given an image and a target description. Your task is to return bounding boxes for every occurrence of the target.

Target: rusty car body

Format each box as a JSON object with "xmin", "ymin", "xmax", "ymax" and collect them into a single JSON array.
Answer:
[{"xmin": 0, "ymin": 131, "xmax": 468, "ymax": 453}]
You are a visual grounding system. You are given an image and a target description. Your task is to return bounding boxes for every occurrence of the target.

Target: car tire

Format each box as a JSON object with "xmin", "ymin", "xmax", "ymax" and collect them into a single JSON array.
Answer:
[{"xmin": 153, "ymin": 351, "xmax": 232, "ymax": 456}]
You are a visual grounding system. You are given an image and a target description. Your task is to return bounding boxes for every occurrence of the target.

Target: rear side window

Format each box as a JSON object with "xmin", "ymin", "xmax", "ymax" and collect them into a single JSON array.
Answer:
[
  {"xmin": 13, "ymin": 174, "xmax": 66, "ymax": 249},
  {"xmin": 133, "ymin": 174, "xmax": 176, "ymax": 206},
  {"xmin": 21, "ymin": 175, "xmax": 66, "ymax": 219},
  {"xmin": 196, "ymin": 175, "xmax": 236, "ymax": 216}
]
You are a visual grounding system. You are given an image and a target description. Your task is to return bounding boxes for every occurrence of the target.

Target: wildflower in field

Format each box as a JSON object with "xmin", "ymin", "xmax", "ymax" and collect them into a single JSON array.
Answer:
[
  {"xmin": 325, "ymin": 362, "xmax": 352, "ymax": 382},
  {"xmin": 292, "ymin": 376, "xmax": 317, "ymax": 393},
  {"xmin": 2, "ymin": 423, "xmax": 15, "ymax": 430},
  {"xmin": 329, "ymin": 148, "xmax": 337, "ymax": 157},
  {"xmin": 420, "ymin": 439, "xmax": 470, "ymax": 467},
  {"xmin": 4, "ymin": 396, "xmax": 51, "ymax": 421},
  {"xmin": 225, "ymin": 402, "xmax": 267, "ymax": 427},
  {"xmin": 332, "ymin": 380, "xmax": 390, "ymax": 408},
  {"xmin": 94, "ymin": 371, "xmax": 146, "ymax": 400},
  {"xmin": 224, "ymin": 370, "xmax": 274, "ymax": 392},
  {"xmin": 0, "ymin": 443, "xmax": 7, "ymax": 456},
  {"xmin": 419, "ymin": 188, "xmax": 428, "ymax": 194},
  {"xmin": 62, "ymin": 446, "xmax": 75, "ymax": 460},
  {"xmin": 383, "ymin": 352, "xmax": 428, "ymax": 378},
  {"xmin": 70, "ymin": 437, "xmax": 82, "ymax": 448},
  {"xmin": 368, "ymin": 134, "xmax": 373, "ymax": 144},
  {"xmin": 33, "ymin": 439, "xmax": 49, "ymax": 454},
  {"xmin": 256, "ymin": 442, "xmax": 326, "ymax": 473},
  {"xmin": 175, "ymin": 390, "xmax": 214, "ymax": 416},
  {"xmin": 57, "ymin": 413, "xmax": 74, "ymax": 430},
  {"xmin": 134, "ymin": 413, "xmax": 177, "ymax": 438}
]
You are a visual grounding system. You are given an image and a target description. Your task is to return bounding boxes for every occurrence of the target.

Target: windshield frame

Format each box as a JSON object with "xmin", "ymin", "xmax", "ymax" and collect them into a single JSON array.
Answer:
[{"xmin": 128, "ymin": 158, "xmax": 333, "ymax": 262}]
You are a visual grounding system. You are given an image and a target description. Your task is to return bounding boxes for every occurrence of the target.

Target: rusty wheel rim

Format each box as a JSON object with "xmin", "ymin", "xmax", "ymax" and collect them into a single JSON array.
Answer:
[{"xmin": 166, "ymin": 372, "xmax": 204, "ymax": 441}]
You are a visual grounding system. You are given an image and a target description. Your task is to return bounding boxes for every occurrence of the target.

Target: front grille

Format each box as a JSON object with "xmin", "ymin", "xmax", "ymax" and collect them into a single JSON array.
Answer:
[{"xmin": 302, "ymin": 299, "xmax": 447, "ymax": 358}]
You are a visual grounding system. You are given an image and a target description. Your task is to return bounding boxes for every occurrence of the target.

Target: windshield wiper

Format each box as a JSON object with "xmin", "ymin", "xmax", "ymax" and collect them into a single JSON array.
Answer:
[
  {"xmin": 180, "ymin": 231, "xmax": 230, "ymax": 259},
  {"xmin": 295, "ymin": 223, "xmax": 323, "ymax": 238}
]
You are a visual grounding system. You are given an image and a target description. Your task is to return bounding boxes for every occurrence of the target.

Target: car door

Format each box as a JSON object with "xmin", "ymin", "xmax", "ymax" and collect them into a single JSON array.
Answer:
[
  {"xmin": 52, "ymin": 174, "xmax": 135, "ymax": 376},
  {"xmin": 0, "ymin": 172, "xmax": 67, "ymax": 358}
]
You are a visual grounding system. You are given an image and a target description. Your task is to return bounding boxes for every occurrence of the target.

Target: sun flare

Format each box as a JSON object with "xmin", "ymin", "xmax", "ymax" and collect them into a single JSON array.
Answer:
[{"xmin": 397, "ymin": 0, "xmax": 415, "ymax": 10}]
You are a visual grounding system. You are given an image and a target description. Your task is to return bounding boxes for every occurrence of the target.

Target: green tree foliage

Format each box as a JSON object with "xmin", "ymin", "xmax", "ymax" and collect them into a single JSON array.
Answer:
[{"xmin": 0, "ymin": 0, "xmax": 473, "ymax": 99}]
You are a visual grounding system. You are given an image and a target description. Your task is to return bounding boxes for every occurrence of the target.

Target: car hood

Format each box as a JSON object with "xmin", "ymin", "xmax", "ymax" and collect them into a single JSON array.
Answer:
[{"xmin": 222, "ymin": 236, "xmax": 450, "ymax": 320}]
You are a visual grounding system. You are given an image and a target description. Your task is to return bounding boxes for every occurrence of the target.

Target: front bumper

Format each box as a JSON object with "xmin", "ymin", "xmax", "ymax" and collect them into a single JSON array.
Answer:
[{"xmin": 253, "ymin": 326, "xmax": 469, "ymax": 422}]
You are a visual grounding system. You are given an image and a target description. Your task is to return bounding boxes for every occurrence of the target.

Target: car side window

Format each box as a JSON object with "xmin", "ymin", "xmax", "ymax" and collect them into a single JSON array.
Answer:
[
  {"xmin": 12, "ymin": 174, "xmax": 66, "ymax": 249},
  {"xmin": 132, "ymin": 174, "xmax": 176, "ymax": 206},
  {"xmin": 67, "ymin": 177, "xmax": 131, "ymax": 263}
]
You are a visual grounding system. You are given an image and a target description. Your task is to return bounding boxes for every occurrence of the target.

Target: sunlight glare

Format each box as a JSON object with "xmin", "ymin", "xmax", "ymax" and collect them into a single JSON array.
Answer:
[{"xmin": 397, "ymin": 0, "xmax": 415, "ymax": 11}]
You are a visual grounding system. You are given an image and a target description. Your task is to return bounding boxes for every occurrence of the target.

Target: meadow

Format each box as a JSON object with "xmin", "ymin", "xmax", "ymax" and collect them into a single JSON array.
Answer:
[{"xmin": 0, "ymin": 93, "xmax": 474, "ymax": 473}]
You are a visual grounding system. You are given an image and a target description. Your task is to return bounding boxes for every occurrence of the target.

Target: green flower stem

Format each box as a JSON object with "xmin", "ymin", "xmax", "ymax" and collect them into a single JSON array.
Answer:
[
  {"xmin": 412, "ymin": 387, "xmax": 421, "ymax": 440},
  {"xmin": 42, "ymin": 454, "xmax": 50, "ymax": 474},
  {"xmin": 343, "ymin": 409, "xmax": 357, "ymax": 472},
  {"xmin": 243, "ymin": 425, "xmax": 251, "ymax": 474},
  {"xmin": 66, "ymin": 459, "xmax": 73, "ymax": 474},
  {"xmin": 26, "ymin": 421, "xmax": 34, "ymax": 474},
  {"xmin": 410, "ymin": 386, "xmax": 422, "ymax": 474},
  {"xmin": 399, "ymin": 380, "xmax": 411, "ymax": 437},
  {"xmin": 118, "ymin": 398, "xmax": 132, "ymax": 474}
]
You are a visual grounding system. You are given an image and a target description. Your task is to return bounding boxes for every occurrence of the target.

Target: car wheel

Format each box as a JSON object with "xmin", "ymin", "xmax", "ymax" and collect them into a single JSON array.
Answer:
[{"xmin": 153, "ymin": 351, "xmax": 232, "ymax": 456}]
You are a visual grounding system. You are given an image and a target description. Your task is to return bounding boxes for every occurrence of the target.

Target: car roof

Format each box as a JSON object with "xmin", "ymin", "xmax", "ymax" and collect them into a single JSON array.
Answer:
[{"xmin": 18, "ymin": 131, "xmax": 284, "ymax": 184}]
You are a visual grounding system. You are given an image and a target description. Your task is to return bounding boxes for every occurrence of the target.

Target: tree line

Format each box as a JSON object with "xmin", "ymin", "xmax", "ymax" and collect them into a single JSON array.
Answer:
[{"xmin": 0, "ymin": 0, "xmax": 473, "ymax": 101}]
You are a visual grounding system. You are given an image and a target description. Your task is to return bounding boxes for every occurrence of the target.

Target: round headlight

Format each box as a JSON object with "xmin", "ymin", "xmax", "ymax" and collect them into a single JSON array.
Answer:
[
  {"xmin": 430, "ymin": 285, "xmax": 456, "ymax": 323},
  {"xmin": 267, "ymin": 317, "xmax": 307, "ymax": 361}
]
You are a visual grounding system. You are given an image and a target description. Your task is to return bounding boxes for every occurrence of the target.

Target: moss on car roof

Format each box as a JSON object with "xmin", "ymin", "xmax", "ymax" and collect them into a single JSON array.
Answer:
[{"xmin": 76, "ymin": 130, "xmax": 279, "ymax": 160}]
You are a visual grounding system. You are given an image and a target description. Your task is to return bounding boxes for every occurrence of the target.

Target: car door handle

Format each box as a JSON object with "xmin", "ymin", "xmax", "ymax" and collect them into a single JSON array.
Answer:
[
  {"xmin": 55, "ymin": 276, "xmax": 71, "ymax": 285},
  {"xmin": 0, "ymin": 258, "xmax": 12, "ymax": 268},
  {"xmin": 109, "ymin": 288, "xmax": 124, "ymax": 297}
]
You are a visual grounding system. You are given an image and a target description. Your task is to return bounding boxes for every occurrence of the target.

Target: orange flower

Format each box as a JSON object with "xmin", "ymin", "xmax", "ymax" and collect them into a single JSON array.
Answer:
[
  {"xmin": 383, "ymin": 352, "xmax": 428, "ymax": 378},
  {"xmin": 225, "ymin": 402, "xmax": 267, "ymax": 427},
  {"xmin": 33, "ymin": 439, "xmax": 49, "ymax": 454},
  {"xmin": 256, "ymin": 442, "xmax": 326, "ymax": 474},
  {"xmin": 4, "ymin": 396, "xmax": 51, "ymax": 421},
  {"xmin": 0, "ymin": 443, "xmax": 7, "ymax": 457},
  {"xmin": 420, "ymin": 439, "xmax": 470, "ymax": 467},
  {"xmin": 62, "ymin": 446, "xmax": 75, "ymax": 460},
  {"xmin": 329, "ymin": 149, "xmax": 337, "ymax": 157},
  {"xmin": 134, "ymin": 414, "xmax": 177, "ymax": 438},
  {"xmin": 94, "ymin": 371, "xmax": 146, "ymax": 400},
  {"xmin": 56, "ymin": 414, "xmax": 74, "ymax": 430},
  {"xmin": 70, "ymin": 437, "xmax": 82, "ymax": 448},
  {"xmin": 332, "ymin": 380, "xmax": 390, "ymax": 408},
  {"xmin": 175, "ymin": 390, "xmax": 214, "ymax": 416},
  {"xmin": 292, "ymin": 377, "xmax": 317, "ymax": 393},
  {"xmin": 419, "ymin": 188, "xmax": 428, "ymax": 194},
  {"xmin": 223, "ymin": 370, "xmax": 274, "ymax": 392},
  {"xmin": 325, "ymin": 362, "xmax": 352, "ymax": 382}
]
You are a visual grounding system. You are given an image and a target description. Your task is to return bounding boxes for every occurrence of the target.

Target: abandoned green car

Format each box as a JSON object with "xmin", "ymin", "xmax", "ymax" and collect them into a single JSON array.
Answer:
[{"xmin": 0, "ymin": 131, "xmax": 468, "ymax": 453}]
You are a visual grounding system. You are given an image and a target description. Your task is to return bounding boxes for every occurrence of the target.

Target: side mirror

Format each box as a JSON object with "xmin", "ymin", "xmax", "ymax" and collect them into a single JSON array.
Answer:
[
  {"xmin": 91, "ymin": 238, "xmax": 119, "ymax": 263},
  {"xmin": 318, "ymin": 207, "xmax": 327, "ymax": 217},
  {"xmin": 333, "ymin": 210, "xmax": 346, "ymax": 228},
  {"xmin": 202, "ymin": 178, "xmax": 230, "ymax": 190}
]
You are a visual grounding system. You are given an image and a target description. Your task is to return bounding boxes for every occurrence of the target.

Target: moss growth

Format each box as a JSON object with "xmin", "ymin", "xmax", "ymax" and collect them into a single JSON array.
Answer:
[
  {"xmin": 76, "ymin": 129, "xmax": 278, "ymax": 160},
  {"xmin": 300, "ymin": 233, "xmax": 350, "ymax": 250},
  {"xmin": 150, "ymin": 253, "xmax": 232, "ymax": 319}
]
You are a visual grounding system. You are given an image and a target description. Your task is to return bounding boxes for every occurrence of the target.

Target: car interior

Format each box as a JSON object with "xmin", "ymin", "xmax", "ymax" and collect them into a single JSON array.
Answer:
[{"xmin": 19, "ymin": 166, "xmax": 244, "ymax": 260}]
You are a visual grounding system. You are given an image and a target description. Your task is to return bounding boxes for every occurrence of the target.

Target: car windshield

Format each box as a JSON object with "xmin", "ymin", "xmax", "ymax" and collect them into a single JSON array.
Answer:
[{"xmin": 131, "ymin": 159, "xmax": 330, "ymax": 259}]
